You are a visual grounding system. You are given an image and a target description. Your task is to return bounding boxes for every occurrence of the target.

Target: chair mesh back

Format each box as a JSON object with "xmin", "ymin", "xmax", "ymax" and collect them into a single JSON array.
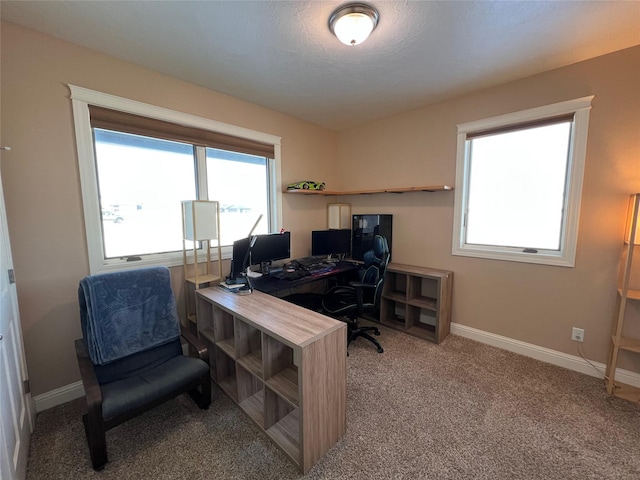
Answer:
[{"xmin": 360, "ymin": 265, "xmax": 379, "ymax": 285}]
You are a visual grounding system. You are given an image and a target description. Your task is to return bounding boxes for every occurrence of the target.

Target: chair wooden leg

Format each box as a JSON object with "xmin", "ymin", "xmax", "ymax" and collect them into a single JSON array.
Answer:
[
  {"xmin": 188, "ymin": 376, "xmax": 211, "ymax": 410},
  {"xmin": 202, "ymin": 376, "xmax": 211, "ymax": 409},
  {"xmin": 82, "ymin": 413, "xmax": 108, "ymax": 470}
]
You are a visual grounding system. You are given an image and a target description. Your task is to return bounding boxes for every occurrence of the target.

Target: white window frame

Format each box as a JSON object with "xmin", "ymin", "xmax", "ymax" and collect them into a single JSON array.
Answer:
[
  {"xmin": 69, "ymin": 85, "xmax": 282, "ymax": 274},
  {"xmin": 452, "ymin": 96, "xmax": 593, "ymax": 267}
]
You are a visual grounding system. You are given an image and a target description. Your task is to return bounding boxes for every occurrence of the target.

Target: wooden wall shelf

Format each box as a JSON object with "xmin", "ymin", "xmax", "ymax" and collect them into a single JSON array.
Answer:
[{"xmin": 284, "ymin": 185, "xmax": 453, "ymax": 196}]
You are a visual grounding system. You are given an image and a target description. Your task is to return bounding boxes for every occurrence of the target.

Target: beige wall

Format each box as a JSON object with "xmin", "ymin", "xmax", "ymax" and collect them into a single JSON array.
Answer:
[
  {"xmin": 336, "ymin": 46, "xmax": 640, "ymax": 370},
  {"xmin": 2, "ymin": 21, "xmax": 640, "ymax": 398},
  {"xmin": 1, "ymin": 22, "xmax": 338, "ymax": 396}
]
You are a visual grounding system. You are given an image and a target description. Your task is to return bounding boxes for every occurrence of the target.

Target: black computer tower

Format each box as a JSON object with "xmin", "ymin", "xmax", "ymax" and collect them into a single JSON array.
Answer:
[{"xmin": 351, "ymin": 214, "xmax": 392, "ymax": 261}]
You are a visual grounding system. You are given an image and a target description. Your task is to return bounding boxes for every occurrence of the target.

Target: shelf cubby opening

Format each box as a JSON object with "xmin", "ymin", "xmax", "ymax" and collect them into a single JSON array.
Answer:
[
  {"xmin": 213, "ymin": 308, "xmax": 234, "ymax": 341},
  {"xmin": 385, "ymin": 272, "xmax": 408, "ymax": 301},
  {"xmin": 235, "ymin": 321, "xmax": 263, "ymax": 378},
  {"xmin": 216, "ymin": 337, "xmax": 236, "ymax": 359},
  {"xmin": 408, "ymin": 277, "xmax": 439, "ymax": 310},
  {"xmin": 407, "ymin": 296, "xmax": 438, "ymax": 311},
  {"xmin": 406, "ymin": 305, "xmax": 437, "ymax": 342},
  {"xmin": 265, "ymin": 387, "xmax": 300, "ymax": 465},
  {"xmin": 237, "ymin": 365, "xmax": 265, "ymax": 427},
  {"xmin": 263, "ymin": 336, "xmax": 299, "ymax": 407},
  {"xmin": 380, "ymin": 297, "xmax": 407, "ymax": 329},
  {"xmin": 198, "ymin": 327, "xmax": 215, "ymax": 345},
  {"xmin": 215, "ymin": 348, "xmax": 237, "ymax": 401},
  {"xmin": 195, "ymin": 298, "xmax": 213, "ymax": 328},
  {"xmin": 213, "ymin": 309, "xmax": 236, "ymax": 358}
]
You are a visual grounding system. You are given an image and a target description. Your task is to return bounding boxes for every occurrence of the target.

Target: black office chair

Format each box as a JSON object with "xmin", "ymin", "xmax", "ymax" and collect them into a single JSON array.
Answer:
[{"xmin": 322, "ymin": 235, "xmax": 389, "ymax": 353}]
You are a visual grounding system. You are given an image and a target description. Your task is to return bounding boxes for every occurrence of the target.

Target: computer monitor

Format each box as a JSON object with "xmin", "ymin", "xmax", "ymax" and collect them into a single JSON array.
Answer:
[
  {"xmin": 311, "ymin": 229, "xmax": 351, "ymax": 258},
  {"xmin": 249, "ymin": 231, "xmax": 291, "ymax": 267},
  {"xmin": 228, "ymin": 232, "xmax": 291, "ymax": 282},
  {"xmin": 228, "ymin": 236, "xmax": 251, "ymax": 284}
]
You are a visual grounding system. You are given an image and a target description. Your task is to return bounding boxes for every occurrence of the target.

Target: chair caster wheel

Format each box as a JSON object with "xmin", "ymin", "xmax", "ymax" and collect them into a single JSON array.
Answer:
[{"xmin": 377, "ymin": 347, "xmax": 384, "ymax": 353}]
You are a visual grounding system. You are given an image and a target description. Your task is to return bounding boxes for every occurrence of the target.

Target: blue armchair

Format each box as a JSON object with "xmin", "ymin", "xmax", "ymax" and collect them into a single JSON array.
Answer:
[{"xmin": 75, "ymin": 266, "xmax": 211, "ymax": 470}]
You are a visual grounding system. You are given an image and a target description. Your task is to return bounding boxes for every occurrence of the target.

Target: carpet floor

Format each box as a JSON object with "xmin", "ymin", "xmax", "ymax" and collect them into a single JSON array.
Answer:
[{"xmin": 26, "ymin": 322, "xmax": 640, "ymax": 479}]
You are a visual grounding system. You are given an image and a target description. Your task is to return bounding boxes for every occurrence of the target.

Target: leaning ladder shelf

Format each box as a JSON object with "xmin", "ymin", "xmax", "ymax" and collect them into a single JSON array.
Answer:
[{"xmin": 605, "ymin": 193, "xmax": 640, "ymax": 402}]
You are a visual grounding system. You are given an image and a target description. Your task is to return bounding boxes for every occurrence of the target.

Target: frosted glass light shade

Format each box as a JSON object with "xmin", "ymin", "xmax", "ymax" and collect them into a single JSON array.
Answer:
[
  {"xmin": 329, "ymin": 3, "xmax": 379, "ymax": 46},
  {"xmin": 182, "ymin": 200, "xmax": 218, "ymax": 241}
]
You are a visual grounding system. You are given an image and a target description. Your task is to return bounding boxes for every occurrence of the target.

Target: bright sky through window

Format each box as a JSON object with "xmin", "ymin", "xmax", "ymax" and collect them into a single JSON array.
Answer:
[
  {"xmin": 465, "ymin": 122, "xmax": 571, "ymax": 250},
  {"xmin": 94, "ymin": 130, "xmax": 196, "ymax": 258}
]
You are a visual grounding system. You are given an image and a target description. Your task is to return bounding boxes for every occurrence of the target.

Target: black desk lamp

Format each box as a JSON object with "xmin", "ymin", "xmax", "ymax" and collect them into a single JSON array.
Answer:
[{"xmin": 239, "ymin": 235, "xmax": 258, "ymax": 292}]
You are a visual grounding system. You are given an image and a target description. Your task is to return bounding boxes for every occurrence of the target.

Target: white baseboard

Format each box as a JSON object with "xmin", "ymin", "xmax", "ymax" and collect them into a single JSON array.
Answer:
[
  {"xmin": 33, "ymin": 381, "xmax": 84, "ymax": 413},
  {"xmin": 451, "ymin": 322, "xmax": 640, "ymax": 388},
  {"xmin": 32, "ymin": 325, "xmax": 640, "ymax": 412}
]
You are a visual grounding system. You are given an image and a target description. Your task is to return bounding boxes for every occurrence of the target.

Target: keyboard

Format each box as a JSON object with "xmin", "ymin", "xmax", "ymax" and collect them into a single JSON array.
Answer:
[
  {"xmin": 295, "ymin": 256, "xmax": 325, "ymax": 267},
  {"xmin": 273, "ymin": 270, "xmax": 311, "ymax": 281}
]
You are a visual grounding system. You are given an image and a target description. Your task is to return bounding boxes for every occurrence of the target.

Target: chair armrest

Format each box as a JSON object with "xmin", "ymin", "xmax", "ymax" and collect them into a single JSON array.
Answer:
[
  {"xmin": 348, "ymin": 282, "xmax": 376, "ymax": 317},
  {"xmin": 75, "ymin": 338, "xmax": 103, "ymax": 410},
  {"xmin": 180, "ymin": 326, "xmax": 209, "ymax": 364},
  {"xmin": 348, "ymin": 281, "xmax": 376, "ymax": 290},
  {"xmin": 325, "ymin": 284, "xmax": 358, "ymax": 296}
]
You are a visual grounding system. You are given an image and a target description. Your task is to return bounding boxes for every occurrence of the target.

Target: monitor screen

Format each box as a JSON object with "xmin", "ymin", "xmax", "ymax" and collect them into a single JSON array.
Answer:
[
  {"xmin": 228, "ymin": 236, "xmax": 251, "ymax": 283},
  {"xmin": 250, "ymin": 231, "xmax": 291, "ymax": 266},
  {"xmin": 311, "ymin": 229, "xmax": 351, "ymax": 257}
]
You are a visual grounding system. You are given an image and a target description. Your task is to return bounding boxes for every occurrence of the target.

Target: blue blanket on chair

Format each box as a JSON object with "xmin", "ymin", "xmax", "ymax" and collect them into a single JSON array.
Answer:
[{"xmin": 79, "ymin": 266, "xmax": 180, "ymax": 365}]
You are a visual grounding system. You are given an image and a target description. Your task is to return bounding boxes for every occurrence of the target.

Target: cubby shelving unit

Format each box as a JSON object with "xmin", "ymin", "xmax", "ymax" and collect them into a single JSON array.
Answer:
[
  {"xmin": 606, "ymin": 193, "xmax": 640, "ymax": 402},
  {"xmin": 195, "ymin": 287, "xmax": 347, "ymax": 473},
  {"xmin": 380, "ymin": 263, "xmax": 453, "ymax": 344}
]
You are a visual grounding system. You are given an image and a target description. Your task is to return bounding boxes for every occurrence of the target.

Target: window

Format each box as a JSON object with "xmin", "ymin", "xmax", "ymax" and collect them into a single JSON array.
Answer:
[
  {"xmin": 70, "ymin": 85, "xmax": 282, "ymax": 274},
  {"xmin": 94, "ymin": 130, "xmax": 196, "ymax": 259},
  {"xmin": 452, "ymin": 97, "xmax": 593, "ymax": 267},
  {"xmin": 206, "ymin": 148, "xmax": 269, "ymax": 246}
]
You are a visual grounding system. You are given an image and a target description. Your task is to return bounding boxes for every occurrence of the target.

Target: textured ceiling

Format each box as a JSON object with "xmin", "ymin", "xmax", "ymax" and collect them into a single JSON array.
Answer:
[{"xmin": 2, "ymin": 1, "xmax": 639, "ymax": 131}]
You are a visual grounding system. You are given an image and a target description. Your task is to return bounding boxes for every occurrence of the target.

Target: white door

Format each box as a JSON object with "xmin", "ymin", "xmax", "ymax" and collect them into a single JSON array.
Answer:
[{"xmin": 0, "ymin": 160, "xmax": 34, "ymax": 480}]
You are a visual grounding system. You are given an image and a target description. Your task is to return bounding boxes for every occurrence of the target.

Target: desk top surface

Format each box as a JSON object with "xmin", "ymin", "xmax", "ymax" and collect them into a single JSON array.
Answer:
[
  {"xmin": 196, "ymin": 287, "xmax": 345, "ymax": 348},
  {"xmin": 251, "ymin": 260, "xmax": 359, "ymax": 294}
]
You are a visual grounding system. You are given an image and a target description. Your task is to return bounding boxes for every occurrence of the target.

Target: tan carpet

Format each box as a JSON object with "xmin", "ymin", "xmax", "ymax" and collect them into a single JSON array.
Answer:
[{"xmin": 26, "ymin": 322, "xmax": 640, "ymax": 479}]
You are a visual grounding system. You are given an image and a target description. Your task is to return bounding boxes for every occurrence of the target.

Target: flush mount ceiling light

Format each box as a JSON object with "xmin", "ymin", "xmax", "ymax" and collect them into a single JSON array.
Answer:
[{"xmin": 329, "ymin": 3, "xmax": 379, "ymax": 46}]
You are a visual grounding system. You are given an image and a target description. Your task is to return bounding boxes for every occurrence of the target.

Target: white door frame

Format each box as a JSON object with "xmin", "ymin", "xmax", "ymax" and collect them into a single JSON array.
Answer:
[{"xmin": 0, "ymin": 156, "xmax": 35, "ymax": 480}]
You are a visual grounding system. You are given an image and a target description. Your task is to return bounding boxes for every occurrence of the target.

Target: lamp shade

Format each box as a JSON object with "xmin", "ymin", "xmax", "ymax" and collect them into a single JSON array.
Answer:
[
  {"xmin": 624, "ymin": 193, "xmax": 640, "ymax": 245},
  {"xmin": 328, "ymin": 203, "xmax": 351, "ymax": 229},
  {"xmin": 182, "ymin": 200, "xmax": 218, "ymax": 241},
  {"xmin": 329, "ymin": 3, "xmax": 379, "ymax": 46}
]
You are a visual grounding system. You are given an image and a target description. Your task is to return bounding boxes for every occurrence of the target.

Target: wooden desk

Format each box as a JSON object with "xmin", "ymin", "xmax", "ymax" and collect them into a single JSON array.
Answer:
[
  {"xmin": 195, "ymin": 287, "xmax": 347, "ymax": 473},
  {"xmin": 250, "ymin": 260, "xmax": 359, "ymax": 295}
]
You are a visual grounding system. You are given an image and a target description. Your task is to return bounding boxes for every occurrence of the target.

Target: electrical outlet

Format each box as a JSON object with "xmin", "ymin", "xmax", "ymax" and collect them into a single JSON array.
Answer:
[{"xmin": 571, "ymin": 327, "xmax": 585, "ymax": 343}]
